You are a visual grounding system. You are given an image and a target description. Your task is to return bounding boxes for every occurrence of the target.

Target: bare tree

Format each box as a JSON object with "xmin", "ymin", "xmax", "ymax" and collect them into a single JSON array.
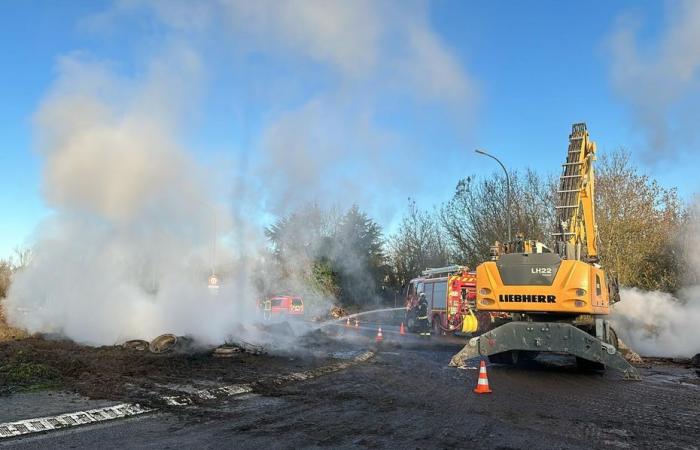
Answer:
[
  {"xmin": 439, "ymin": 169, "xmax": 556, "ymax": 267},
  {"xmin": 0, "ymin": 260, "xmax": 11, "ymax": 299},
  {"xmin": 596, "ymin": 149, "xmax": 686, "ymax": 292},
  {"xmin": 388, "ymin": 199, "xmax": 452, "ymax": 287}
]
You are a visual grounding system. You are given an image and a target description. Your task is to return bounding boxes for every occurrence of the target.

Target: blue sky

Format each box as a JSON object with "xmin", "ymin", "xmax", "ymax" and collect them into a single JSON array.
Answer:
[{"xmin": 1, "ymin": 0, "xmax": 699, "ymax": 259}]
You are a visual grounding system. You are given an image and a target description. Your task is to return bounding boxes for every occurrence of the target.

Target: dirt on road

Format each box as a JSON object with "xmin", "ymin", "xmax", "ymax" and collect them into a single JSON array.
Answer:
[{"xmin": 0, "ymin": 323, "xmax": 362, "ymax": 404}]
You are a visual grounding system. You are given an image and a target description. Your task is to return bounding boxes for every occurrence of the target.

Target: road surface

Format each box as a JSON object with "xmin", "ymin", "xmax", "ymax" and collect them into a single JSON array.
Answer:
[{"xmin": 2, "ymin": 328, "xmax": 699, "ymax": 449}]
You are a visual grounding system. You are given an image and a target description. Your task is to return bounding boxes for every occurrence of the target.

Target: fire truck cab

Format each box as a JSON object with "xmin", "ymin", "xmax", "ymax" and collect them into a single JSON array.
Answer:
[
  {"xmin": 404, "ymin": 265, "xmax": 508, "ymax": 335},
  {"xmin": 404, "ymin": 266, "xmax": 474, "ymax": 334}
]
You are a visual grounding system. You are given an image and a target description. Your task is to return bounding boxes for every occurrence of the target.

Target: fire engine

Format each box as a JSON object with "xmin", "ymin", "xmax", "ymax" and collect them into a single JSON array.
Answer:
[{"xmin": 404, "ymin": 265, "xmax": 507, "ymax": 335}]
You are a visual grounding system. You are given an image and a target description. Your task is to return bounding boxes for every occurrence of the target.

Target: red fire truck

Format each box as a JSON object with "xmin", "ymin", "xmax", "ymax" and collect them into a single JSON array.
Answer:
[{"xmin": 404, "ymin": 265, "xmax": 507, "ymax": 335}]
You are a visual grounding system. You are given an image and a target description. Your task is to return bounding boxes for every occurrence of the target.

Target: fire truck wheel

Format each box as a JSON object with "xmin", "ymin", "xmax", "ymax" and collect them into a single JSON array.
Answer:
[
  {"xmin": 406, "ymin": 313, "xmax": 417, "ymax": 332},
  {"xmin": 431, "ymin": 318, "xmax": 442, "ymax": 336}
]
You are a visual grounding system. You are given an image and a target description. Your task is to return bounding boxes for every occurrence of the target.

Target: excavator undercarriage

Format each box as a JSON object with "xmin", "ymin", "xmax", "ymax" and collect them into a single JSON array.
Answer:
[
  {"xmin": 451, "ymin": 123, "xmax": 640, "ymax": 379},
  {"xmin": 450, "ymin": 321, "xmax": 640, "ymax": 380}
]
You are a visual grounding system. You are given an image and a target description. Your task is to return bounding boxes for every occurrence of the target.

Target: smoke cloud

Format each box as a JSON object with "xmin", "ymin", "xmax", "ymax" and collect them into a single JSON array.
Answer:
[
  {"xmin": 6, "ymin": 1, "xmax": 475, "ymax": 346},
  {"xmin": 607, "ymin": 0, "xmax": 700, "ymax": 160},
  {"xmin": 612, "ymin": 199, "xmax": 700, "ymax": 357},
  {"xmin": 89, "ymin": 0, "xmax": 476, "ymax": 214},
  {"xmin": 5, "ymin": 48, "xmax": 258, "ymax": 346}
]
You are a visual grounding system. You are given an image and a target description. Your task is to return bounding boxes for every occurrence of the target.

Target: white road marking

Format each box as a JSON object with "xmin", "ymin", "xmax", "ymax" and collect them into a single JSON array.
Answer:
[{"xmin": 0, "ymin": 403, "xmax": 153, "ymax": 439}]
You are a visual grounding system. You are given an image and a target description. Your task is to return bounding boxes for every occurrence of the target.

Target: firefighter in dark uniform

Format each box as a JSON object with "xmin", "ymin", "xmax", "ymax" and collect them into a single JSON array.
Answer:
[{"xmin": 416, "ymin": 293, "xmax": 431, "ymax": 337}]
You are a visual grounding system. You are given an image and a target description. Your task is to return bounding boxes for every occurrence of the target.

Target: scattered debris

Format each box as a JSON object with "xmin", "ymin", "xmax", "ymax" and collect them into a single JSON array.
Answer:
[
  {"xmin": 618, "ymin": 338, "xmax": 644, "ymax": 364},
  {"xmin": 329, "ymin": 306, "xmax": 347, "ymax": 319},
  {"xmin": 215, "ymin": 341, "xmax": 266, "ymax": 357},
  {"xmin": 122, "ymin": 340, "xmax": 149, "ymax": 351},
  {"xmin": 313, "ymin": 305, "xmax": 347, "ymax": 322}
]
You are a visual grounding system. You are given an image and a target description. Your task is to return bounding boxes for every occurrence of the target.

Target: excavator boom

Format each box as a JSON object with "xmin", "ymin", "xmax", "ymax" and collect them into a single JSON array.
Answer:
[{"xmin": 555, "ymin": 122, "xmax": 598, "ymax": 261}]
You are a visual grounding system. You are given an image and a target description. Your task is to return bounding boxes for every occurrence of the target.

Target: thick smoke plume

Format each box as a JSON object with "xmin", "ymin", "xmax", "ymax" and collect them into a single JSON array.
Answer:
[
  {"xmin": 6, "ymin": 1, "xmax": 473, "ymax": 346},
  {"xmin": 5, "ymin": 50, "xmax": 259, "ymax": 346},
  {"xmin": 612, "ymin": 200, "xmax": 700, "ymax": 357}
]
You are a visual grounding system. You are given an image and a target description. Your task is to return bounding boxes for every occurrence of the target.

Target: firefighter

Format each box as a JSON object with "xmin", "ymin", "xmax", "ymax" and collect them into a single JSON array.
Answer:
[
  {"xmin": 416, "ymin": 293, "xmax": 430, "ymax": 337},
  {"xmin": 263, "ymin": 299, "xmax": 272, "ymax": 321}
]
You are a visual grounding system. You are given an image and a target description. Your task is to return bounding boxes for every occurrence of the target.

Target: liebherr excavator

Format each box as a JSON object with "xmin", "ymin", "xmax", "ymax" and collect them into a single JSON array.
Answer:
[{"xmin": 450, "ymin": 123, "xmax": 640, "ymax": 379}]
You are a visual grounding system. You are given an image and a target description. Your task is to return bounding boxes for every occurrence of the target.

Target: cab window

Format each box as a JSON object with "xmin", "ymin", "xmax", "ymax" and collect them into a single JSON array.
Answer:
[{"xmin": 424, "ymin": 282, "xmax": 434, "ymax": 305}]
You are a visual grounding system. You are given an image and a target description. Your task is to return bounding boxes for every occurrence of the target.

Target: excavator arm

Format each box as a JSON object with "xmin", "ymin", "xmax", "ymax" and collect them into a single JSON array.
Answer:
[{"xmin": 555, "ymin": 123, "xmax": 598, "ymax": 261}]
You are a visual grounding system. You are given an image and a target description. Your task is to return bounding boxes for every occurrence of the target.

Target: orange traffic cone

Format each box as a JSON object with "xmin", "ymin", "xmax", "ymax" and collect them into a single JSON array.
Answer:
[
  {"xmin": 375, "ymin": 327, "xmax": 384, "ymax": 342},
  {"xmin": 399, "ymin": 322, "xmax": 406, "ymax": 335},
  {"xmin": 473, "ymin": 360, "xmax": 492, "ymax": 394},
  {"xmin": 346, "ymin": 317, "xmax": 351, "ymax": 328}
]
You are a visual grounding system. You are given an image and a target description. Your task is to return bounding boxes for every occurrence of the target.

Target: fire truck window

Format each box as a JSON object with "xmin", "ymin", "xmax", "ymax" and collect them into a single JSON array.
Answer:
[
  {"xmin": 416, "ymin": 282, "xmax": 424, "ymax": 295},
  {"xmin": 292, "ymin": 298, "xmax": 302, "ymax": 306},
  {"xmin": 432, "ymin": 282, "xmax": 447, "ymax": 309},
  {"xmin": 423, "ymin": 282, "xmax": 434, "ymax": 305},
  {"xmin": 270, "ymin": 299, "xmax": 282, "ymax": 307},
  {"xmin": 596, "ymin": 275, "xmax": 602, "ymax": 296}
]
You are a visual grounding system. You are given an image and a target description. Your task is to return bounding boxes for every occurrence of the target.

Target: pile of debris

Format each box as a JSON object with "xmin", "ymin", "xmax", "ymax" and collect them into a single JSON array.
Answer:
[
  {"xmin": 313, "ymin": 306, "xmax": 347, "ymax": 322},
  {"xmin": 213, "ymin": 341, "xmax": 266, "ymax": 358},
  {"xmin": 122, "ymin": 334, "xmax": 199, "ymax": 354},
  {"xmin": 122, "ymin": 334, "xmax": 267, "ymax": 357}
]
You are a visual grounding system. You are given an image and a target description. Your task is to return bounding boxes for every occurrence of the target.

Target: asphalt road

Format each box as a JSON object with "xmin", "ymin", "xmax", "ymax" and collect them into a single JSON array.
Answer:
[{"xmin": 3, "ymin": 332, "xmax": 699, "ymax": 449}]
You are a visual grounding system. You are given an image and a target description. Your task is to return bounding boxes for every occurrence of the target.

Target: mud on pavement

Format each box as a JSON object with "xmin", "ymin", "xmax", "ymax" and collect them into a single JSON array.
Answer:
[{"xmin": 0, "ymin": 322, "xmax": 368, "ymax": 407}]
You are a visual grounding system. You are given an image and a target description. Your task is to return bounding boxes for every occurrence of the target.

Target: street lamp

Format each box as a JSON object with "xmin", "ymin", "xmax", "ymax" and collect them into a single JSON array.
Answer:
[{"xmin": 475, "ymin": 149, "xmax": 511, "ymax": 243}]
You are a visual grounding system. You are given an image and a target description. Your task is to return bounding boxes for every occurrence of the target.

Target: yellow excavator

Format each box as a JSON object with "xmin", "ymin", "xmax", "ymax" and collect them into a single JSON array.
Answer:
[{"xmin": 450, "ymin": 123, "xmax": 639, "ymax": 379}]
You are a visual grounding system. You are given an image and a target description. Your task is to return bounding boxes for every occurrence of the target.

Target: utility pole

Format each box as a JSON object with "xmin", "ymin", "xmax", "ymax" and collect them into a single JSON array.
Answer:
[{"xmin": 475, "ymin": 149, "xmax": 511, "ymax": 243}]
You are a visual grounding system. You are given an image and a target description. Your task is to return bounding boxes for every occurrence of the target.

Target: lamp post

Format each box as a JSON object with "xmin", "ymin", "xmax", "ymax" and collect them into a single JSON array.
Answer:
[{"xmin": 475, "ymin": 149, "xmax": 511, "ymax": 243}]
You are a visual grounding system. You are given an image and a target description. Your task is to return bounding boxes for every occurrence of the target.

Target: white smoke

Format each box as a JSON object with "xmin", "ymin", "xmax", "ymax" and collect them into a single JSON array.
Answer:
[
  {"xmin": 86, "ymin": 0, "xmax": 477, "ymax": 215},
  {"xmin": 5, "ymin": 48, "xmax": 257, "ymax": 346},
  {"xmin": 612, "ymin": 199, "xmax": 700, "ymax": 357},
  {"xmin": 6, "ymin": 1, "xmax": 476, "ymax": 346},
  {"xmin": 613, "ymin": 288, "xmax": 700, "ymax": 357}
]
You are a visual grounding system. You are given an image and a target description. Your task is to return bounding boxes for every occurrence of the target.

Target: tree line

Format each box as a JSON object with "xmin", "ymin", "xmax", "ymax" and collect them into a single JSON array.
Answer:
[{"xmin": 261, "ymin": 148, "xmax": 691, "ymax": 309}]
